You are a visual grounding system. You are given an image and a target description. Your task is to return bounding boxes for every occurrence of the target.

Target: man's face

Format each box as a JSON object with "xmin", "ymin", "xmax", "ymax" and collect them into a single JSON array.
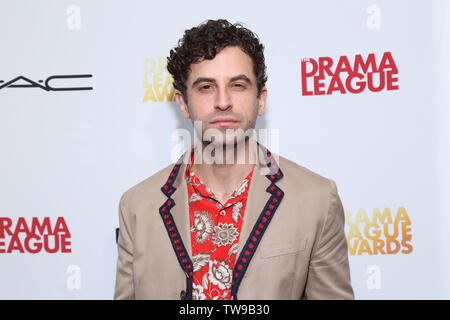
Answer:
[{"xmin": 175, "ymin": 46, "xmax": 267, "ymax": 148}]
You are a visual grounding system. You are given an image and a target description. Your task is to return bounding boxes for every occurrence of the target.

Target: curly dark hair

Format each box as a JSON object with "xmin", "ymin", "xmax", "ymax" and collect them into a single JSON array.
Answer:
[{"xmin": 167, "ymin": 19, "xmax": 267, "ymax": 101}]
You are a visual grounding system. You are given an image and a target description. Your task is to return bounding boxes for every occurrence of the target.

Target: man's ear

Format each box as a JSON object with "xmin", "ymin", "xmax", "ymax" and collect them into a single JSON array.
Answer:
[
  {"xmin": 175, "ymin": 90, "xmax": 190, "ymax": 119},
  {"xmin": 257, "ymin": 87, "xmax": 267, "ymax": 116}
]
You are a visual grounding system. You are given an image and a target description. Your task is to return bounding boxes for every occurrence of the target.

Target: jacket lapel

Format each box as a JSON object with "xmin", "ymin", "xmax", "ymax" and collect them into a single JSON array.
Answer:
[
  {"xmin": 168, "ymin": 150, "xmax": 193, "ymax": 261},
  {"xmin": 158, "ymin": 147, "xmax": 194, "ymax": 299},
  {"xmin": 236, "ymin": 139, "xmax": 272, "ymax": 259},
  {"xmin": 230, "ymin": 140, "xmax": 285, "ymax": 299}
]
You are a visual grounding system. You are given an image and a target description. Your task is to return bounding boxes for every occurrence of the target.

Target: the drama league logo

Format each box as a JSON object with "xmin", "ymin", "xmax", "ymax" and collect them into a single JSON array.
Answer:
[
  {"xmin": 345, "ymin": 207, "xmax": 412, "ymax": 256},
  {"xmin": 301, "ymin": 52, "xmax": 398, "ymax": 95},
  {"xmin": 142, "ymin": 57, "xmax": 175, "ymax": 102},
  {"xmin": 0, "ymin": 217, "xmax": 71, "ymax": 254}
]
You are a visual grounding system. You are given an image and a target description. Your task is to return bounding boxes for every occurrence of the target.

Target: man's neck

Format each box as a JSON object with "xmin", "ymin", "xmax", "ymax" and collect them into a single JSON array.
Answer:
[{"xmin": 191, "ymin": 138, "xmax": 256, "ymax": 205}]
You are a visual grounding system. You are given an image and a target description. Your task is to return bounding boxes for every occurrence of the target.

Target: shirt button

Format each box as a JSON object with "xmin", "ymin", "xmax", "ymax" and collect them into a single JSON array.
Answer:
[
  {"xmin": 180, "ymin": 290, "xmax": 186, "ymax": 300},
  {"xmin": 220, "ymin": 209, "xmax": 226, "ymax": 216}
]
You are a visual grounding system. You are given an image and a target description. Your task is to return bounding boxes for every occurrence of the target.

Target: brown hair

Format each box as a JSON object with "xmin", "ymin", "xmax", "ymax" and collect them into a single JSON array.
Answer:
[{"xmin": 167, "ymin": 19, "xmax": 267, "ymax": 101}]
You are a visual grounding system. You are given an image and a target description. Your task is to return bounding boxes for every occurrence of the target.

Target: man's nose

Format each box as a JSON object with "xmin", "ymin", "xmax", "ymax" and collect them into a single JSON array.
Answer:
[{"xmin": 214, "ymin": 86, "xmax": 232, "ymax": 111}]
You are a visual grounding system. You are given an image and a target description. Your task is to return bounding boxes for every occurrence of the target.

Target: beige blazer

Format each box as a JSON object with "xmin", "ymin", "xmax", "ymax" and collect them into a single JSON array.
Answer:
[{"xmin": 114, "ymin": 141, "xmax": 354, "ymax": 300}]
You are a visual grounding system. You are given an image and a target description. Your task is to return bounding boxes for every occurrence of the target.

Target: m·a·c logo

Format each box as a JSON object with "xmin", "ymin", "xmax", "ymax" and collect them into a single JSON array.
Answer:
[{"xmin": 0, "ymin": 74, "xmax": 93, "ymax": 91}]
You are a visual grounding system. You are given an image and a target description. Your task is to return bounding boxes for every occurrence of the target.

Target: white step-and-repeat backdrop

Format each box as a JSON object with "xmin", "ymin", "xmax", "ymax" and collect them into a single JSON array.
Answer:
[{"xmin": 1, "ymin": 0, "xmax": 449, "ymax": 299}]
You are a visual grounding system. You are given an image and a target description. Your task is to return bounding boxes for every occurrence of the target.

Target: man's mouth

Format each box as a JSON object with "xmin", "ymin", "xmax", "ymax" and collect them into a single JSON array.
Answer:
[{"xmin": 210, "ymin": 117, "xmax": 239, "ymax": 127}]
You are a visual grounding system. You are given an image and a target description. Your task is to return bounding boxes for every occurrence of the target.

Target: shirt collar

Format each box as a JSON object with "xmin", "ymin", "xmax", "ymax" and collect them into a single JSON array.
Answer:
[{"xmin": 185, "ymin": 148, "xmax": 254, "ymax": 205}]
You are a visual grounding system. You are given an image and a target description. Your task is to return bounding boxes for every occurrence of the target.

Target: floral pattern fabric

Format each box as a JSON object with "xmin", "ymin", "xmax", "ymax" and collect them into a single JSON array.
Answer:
[{"xmin": 186, "ymin": 151, "xmax": 254, "ymax": 300}]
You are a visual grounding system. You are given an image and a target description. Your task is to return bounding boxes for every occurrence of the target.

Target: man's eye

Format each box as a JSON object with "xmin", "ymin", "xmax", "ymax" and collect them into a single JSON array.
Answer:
[
  {"xmin": 233, "ymin": 83, "xmax": 245, "ymax": 88},
  {"xmin": 201, "ymin": 85, "xmax": 212, "ymax": 90}
]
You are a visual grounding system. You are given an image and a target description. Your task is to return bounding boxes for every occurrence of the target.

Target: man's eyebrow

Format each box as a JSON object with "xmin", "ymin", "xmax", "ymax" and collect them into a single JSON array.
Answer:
[
  {"xmin": 230, "ymin": 74, "xmax": 252, "ymax": 84},
  {"xmin": 191, "ymin": 77, "xmax": 216, "ymax": 88},
  {"xmin": 191, "ymin": 74, "xmax": 253, "ymax": 88}
]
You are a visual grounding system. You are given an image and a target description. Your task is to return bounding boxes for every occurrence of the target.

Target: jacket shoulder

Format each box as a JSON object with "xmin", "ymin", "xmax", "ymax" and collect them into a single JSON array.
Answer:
[
  {"xmin": 277, "ymin": 154, "xmax": 334, "ymax": 193},
  {"xmin": 120, "ymin": 162, "xmax": 174, "ymax": 209}
]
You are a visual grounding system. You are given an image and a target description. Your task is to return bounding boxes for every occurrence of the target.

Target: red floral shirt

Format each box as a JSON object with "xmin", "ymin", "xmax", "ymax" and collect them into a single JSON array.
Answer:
[{"xmin": 185, "ymin": 151, "xmax": 254, "ymax": 300}]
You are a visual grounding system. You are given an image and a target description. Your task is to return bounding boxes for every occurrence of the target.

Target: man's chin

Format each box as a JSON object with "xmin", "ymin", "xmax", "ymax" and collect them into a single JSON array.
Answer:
[{"xmin": 203, "ymin": 131, "xmax": 250, "ymax": 147}]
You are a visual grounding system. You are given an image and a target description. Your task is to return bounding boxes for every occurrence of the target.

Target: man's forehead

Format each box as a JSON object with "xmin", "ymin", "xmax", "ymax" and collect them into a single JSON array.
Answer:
[{"xmin": 187, "ymin": 46, "xmax": 255, "ymax": 83}]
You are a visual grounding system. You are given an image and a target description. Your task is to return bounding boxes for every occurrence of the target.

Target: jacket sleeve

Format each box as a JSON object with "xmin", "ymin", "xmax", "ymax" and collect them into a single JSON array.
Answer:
[
  {"xmin": 304, "ymin": 179, "xmax": 354, "ymax": 299},
  {"xmin": 114, "ymin": 193, "xmax": 136, "ymax": 300}
]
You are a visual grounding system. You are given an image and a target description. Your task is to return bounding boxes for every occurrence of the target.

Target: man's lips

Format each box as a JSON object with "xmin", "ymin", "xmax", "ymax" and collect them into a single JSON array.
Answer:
[{"xmin": 209, "ymin": 117, "xmax": 239, "ymax": 127}]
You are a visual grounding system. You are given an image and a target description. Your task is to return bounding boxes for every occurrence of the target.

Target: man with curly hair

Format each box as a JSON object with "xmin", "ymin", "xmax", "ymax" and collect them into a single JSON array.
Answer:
[{"xmin": 114, "ymin": 19, "xmax": 354, "ymax": 300}]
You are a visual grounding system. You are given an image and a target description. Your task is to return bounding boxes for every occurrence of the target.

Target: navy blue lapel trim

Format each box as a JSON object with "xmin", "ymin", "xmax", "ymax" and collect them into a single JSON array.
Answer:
[
  {"xmin": 158, "ymin": 154, "xmax": 194, "ymax": 300},
  {"xmin": 158, "ymin": 143, "xmax": 285, "ymax": 300},
  {"xmin": 230, "ymin": 143, "xmax": 284, "ymax": 300}
]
